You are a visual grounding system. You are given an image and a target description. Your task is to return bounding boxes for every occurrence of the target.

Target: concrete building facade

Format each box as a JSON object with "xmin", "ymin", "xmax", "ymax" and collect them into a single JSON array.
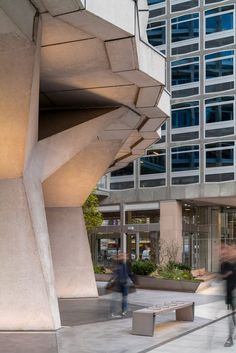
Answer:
[
  {"xmin": 96, "ymin": 0, "xmax": 236, "ymax": 273},
  {"xmin": 0, "ymin": 0, "xmax": 169, "ymax": 330}
]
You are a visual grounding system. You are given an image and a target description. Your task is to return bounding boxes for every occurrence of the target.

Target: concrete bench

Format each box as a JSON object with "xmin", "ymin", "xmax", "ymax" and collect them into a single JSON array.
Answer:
[{"xmin": 132, "ymin": 301, "xmax": 194, "ymax": 336}]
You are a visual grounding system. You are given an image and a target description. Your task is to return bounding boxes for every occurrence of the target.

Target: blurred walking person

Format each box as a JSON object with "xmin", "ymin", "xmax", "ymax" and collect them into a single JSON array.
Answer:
[
  {"xmin": 220, "ymin": 243, "xmax": 236, "ymax": 347},
  {"xmin": 107, "ymin": 253, "xmax": 131, "ymax": 317}
]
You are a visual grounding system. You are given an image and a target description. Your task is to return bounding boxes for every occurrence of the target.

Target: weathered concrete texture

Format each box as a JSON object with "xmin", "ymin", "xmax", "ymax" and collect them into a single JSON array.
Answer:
[
  {"xmin": 43, "ymin": 140, "xmax": 122, "ymax": 207},
  {"xmin": 0, "ymin": 4, "xmax": 37, "ymax": 178},
  {"xmin": 0, "ymin": 179, "xmax": 60, "ymax": 330},
  {"xmin": 46, "ymin": 207, "xmax": 97, "ymax": 298},
  {"xmin": 0, "ymin": 0, "xmax": 169, "ymax": 332}
]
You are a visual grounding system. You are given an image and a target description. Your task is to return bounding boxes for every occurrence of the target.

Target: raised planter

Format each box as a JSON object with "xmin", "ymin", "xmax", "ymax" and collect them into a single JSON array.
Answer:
[
  {"xmin": 95, "ymin": 273, "xmax": 113, "ymax": 282},
  {"xmin": 135, "ymin": 275, "xmax": 201, "ymax": 293},
  {"xmin": 95, "ymin": 273, "xmax": 209, "ymax": 293}
]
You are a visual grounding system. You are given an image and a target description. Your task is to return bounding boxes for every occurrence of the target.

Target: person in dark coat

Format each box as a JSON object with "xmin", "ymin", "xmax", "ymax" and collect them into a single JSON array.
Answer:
[
  {"xmin": 109, "ymin": 253, "xmax": 129, "ymax": 317},
  {"xmin": 220, "ymin": 244, "xmax": 236, "ymax": 347}
]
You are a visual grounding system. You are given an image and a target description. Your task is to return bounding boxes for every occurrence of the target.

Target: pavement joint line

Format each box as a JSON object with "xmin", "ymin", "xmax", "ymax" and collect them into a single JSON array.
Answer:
[{"xmin": 136, "ymin": 310, "xmax": 236, "ymax": 353}]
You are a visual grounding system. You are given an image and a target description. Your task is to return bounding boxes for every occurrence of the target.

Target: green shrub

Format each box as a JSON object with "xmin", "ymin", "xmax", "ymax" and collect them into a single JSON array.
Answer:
[
  {"xmin": 159, "ymin": 268, "xmax": 193, "ymax": 280},
  {"xmin": 166, "ymin": 261, "xmax": 191, "ymax": 272},
  {"xmin": 94, "ymin": 265, "xmax": 106, "ymax": 274},
  {"xmin": 132, "ymin": 260, "xmax": 157, "ymax": 276}
]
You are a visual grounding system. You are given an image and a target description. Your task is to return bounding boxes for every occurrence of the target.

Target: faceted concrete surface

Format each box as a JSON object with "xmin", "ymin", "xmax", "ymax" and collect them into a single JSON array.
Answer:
[
  {"xmin": 0, "ymin": 282, "xmax": 229, "ymax": 353},
  {"xmin": 1, "ymin": 0, "xmax": 169, "ymax": 330}
]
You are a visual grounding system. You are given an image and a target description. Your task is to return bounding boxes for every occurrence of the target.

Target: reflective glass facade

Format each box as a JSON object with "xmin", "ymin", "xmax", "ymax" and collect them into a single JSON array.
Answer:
[
  {"xmin": 205, "ymin": 6, "xmax": 234, "ymax": 34},
  {"xmin": 172, "ymin": 14, "xmax": 199, "ymax": 42},
  {"xmin": 102, "ymin": 0, "xmax": 236, "ymax": 190},
  {"xmin": 172, "ymin": 57, "xmax": 199, "ymax": 85}
]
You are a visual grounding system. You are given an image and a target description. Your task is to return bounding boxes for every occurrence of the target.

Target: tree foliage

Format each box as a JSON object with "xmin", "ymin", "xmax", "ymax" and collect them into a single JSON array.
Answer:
[{"xmin": 82, "ymin": 193, "xmax": 103, "ymax": 232}]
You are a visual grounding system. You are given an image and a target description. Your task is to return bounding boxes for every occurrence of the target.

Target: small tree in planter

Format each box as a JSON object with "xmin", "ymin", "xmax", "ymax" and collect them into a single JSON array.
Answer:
[
  {"xmin": 158, "ymin": 239, "xmax": 182, "ymax": 265},
  {"xmin": 82, "ymin": 192, "xmax": 103, "ymax": 262}
]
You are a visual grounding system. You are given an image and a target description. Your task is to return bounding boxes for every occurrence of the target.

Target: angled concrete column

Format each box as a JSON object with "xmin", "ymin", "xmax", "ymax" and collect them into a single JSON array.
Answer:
[
  {"xmin": 160, "ymin": 200, "xmax": 183, "ymax": 263},
  {"xmin": 46, "ymin": 207, "xmax": 97, "ymax": 298},
  {"xmin": 44, "ymin": 140, "xmax": 122, "ymax": 298},
  {"xmin": 0, "ymin": 7, "xmax": 61, "ymax": 330},
  {"xmin": 0, "ymin": 179, "xmax": 60, "ymax": 330}
]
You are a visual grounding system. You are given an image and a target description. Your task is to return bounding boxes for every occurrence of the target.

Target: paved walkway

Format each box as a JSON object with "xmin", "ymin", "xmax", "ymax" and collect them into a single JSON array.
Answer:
[{"xmin": 0, "ymin": 281, "xmax": 234, "ymax": 353}]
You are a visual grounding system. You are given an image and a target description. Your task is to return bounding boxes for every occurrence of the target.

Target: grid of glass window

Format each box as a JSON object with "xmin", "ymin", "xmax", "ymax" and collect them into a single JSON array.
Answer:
[
  {"xmin": 205, "ymin": 6, "xmax": 234, "ymax": 35},
  {"xmin": 172, "ymin": 57, "xmax": 199, "ymax": 85},
  {"xmin": 148, "ymin": 0, "xmax": 165, "ymax": 4},
  {"xmin": 147, "ymin": 21, "xmax": 166, "ymax": 47},
  {"xmin": 205, "ymin": 51, "xmax": 234, "ymax": 79},
  {"xmin": 204, "ymin": 96, "xmax": 235, "ymax": 138},
  {"xmin": 140, "ymin": 151, "xmax": 166, "ymax": 174},
  {"xmin": 139, "ymin": 149, "xmax": 166, "ymax": 188},
  {"xmin": 205, "ymin": 142, "xmax": 234, "ymax": 168},
  {"xmin": 110, "ymin": 163, "xmax": 135, "ymax": 190},
  {"xmin": 172, "ymin": 101, "xmax": 199, "ymax": 128},
  {"xmin": 205, "ymin": 142, "xmax": 235, "ymax": 182},
  {"xmin": 171, "ymin": 145, "xmax": 199, "ymax": 172},
  {"xmin": 104, "ymin": 1, "xmax": 236, "ymax": 190},
  {"xmin": 172, "ymin": 14, "xmax": 199, "ymax": 43},
  {"xmin": 171, "ymin": 0, "xmax": 199, "ymax": 13},
  {"xmin": 205, "ymin": 50, "xmax": 234, "ymax": 93}
]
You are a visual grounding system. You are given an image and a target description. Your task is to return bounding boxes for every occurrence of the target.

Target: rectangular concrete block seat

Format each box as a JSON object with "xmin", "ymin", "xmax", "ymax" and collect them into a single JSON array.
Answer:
[{"xmin": 132, "ymin": 301, "xmax": 194, "ymax": 336}]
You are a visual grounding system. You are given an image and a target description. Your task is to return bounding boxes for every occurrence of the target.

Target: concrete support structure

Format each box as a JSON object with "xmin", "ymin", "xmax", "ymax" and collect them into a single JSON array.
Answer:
[
  {"xmin": 160, "ymin": 201, "xmax": 183, "ymax": 263},
  {"xmin": 46, "ymin": 207, "xmax": 97, "ymax": 298},
  {"xmin": 0, "ymin": 0, "xmax": 169, "ymax": 330}
]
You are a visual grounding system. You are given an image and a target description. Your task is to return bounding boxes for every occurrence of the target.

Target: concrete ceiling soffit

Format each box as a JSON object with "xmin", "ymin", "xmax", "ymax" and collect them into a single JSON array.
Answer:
[
  {"xmin": 110, "ymin": 133, "xmax": 159, "ymax": 170},
  {"xmin": 40, "ymin": 37, "xmax": 110, "ymax": 79},
  {"xmin": 41, "ymin": 13, "xmax": 93, "ymax": 46},
  {"xmin": 0, "ymin": 3, "xmax": 36, "ymax": 42},
  {"xmin": 131, "ymin": 138, "xmax": 158, "ymax": 155},
  {"xmin": 54, "ymin": 0, "xmax": 135, "ymax": 41},
  {"xmin": 139, "ymin": 118, "xmax": 164, "ymax": 139},
  {"xmin": 103, "ymin": 110, "xmax": 142, "ymax": 131},
  {"xmin": 30, "ymin": 107, "xmax": 124, "ymax": 181},
  {"xmin": 43, "ymin": 139, "xmax": 122, "ymax": 207},
  {"xmin": 156, "ymin": 89, "xmax": 171, "ymax": 118},
  {"xmin": 38, "ymin": 107, "xmax": 117, "ymax": 139},
  {"xmin": 196, "ymin": 197, "xmax": 236, "ymax": 208},
  {"xmin": 107, "ymin": 162, "xmax": 129, "ymax": 174},
  {"xmin": 136, "ymin": 86, "xmax": 163, "ymax": 109},
  {"xmin": 105, "ymin": 37, "xmax": 166, "ymax": 88},
  {"xmin": 31, "ymin": 0, "xmax": 47, "ymax": 13},
  {"xmin": 138, "ymin": 89, "xmax": 171, "ymax": 119},
  {"xmin": 36, "ymin": 0, "xmax": 83, "ymax": 16},
  {"xmin": 99, "ymin": 108, "xmax": 142, "ymax": 143},
  {"xmin": 41, "ymin": 85, "xmax": 139, "ymax": 109}
]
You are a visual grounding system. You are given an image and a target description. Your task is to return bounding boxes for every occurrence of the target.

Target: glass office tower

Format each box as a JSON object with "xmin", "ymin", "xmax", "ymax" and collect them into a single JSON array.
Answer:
[{"xmin": 96, "ymin": 0, "xmax": 236, "ymax": 271}]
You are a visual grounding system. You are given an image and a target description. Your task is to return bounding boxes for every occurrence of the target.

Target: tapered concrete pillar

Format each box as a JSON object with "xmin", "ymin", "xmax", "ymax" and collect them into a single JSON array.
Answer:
[
  {"xmin": 0, "ymin": 178, "xmax": 60, "ymax": 330},
  {"xmin": 44, "ymin": 140, "xmax": 122, "ymax": 297},
  {"xmin": 160, "ymin": 200, "xmax": 183, "ymax": 263},
  {"xmin": 0, "ymin": 5, "xmax": 61, "ymax": 330},
  {"xmin": 46, "ymin": 207, "xmax": 98, "ymax": 297}
]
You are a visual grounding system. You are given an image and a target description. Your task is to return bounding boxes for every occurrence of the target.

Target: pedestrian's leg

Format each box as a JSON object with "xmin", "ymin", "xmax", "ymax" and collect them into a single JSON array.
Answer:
[
  {"xmin": 121, "ymin": 285, "xmax": 128, "ymax": 315},
  {"xmin": 110, "ymin": 291, "xmax": 120, "ymax": 317},
  {"xmin": 224, "ymin": 300, "xmax": 234, "ymax": 347}
]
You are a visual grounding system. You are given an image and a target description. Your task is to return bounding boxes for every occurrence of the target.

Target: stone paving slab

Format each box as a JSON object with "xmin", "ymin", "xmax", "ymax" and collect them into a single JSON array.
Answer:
[
  {"xmin": 0, "ymin": 283, "xmax": 228, "ymax": 353},
  {"xmin": 147, "ymin": 316, "xmax": 236, "ymax": 353},
  {"xmin": 0, "ymin": 332, "xmax": 58, "ymax": 353}
]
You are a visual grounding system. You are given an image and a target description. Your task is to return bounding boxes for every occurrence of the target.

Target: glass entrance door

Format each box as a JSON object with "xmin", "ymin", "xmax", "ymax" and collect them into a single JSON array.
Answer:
[{"xmin": 183, "ymin": 232, "xmax": 209, "ymax": 269}]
